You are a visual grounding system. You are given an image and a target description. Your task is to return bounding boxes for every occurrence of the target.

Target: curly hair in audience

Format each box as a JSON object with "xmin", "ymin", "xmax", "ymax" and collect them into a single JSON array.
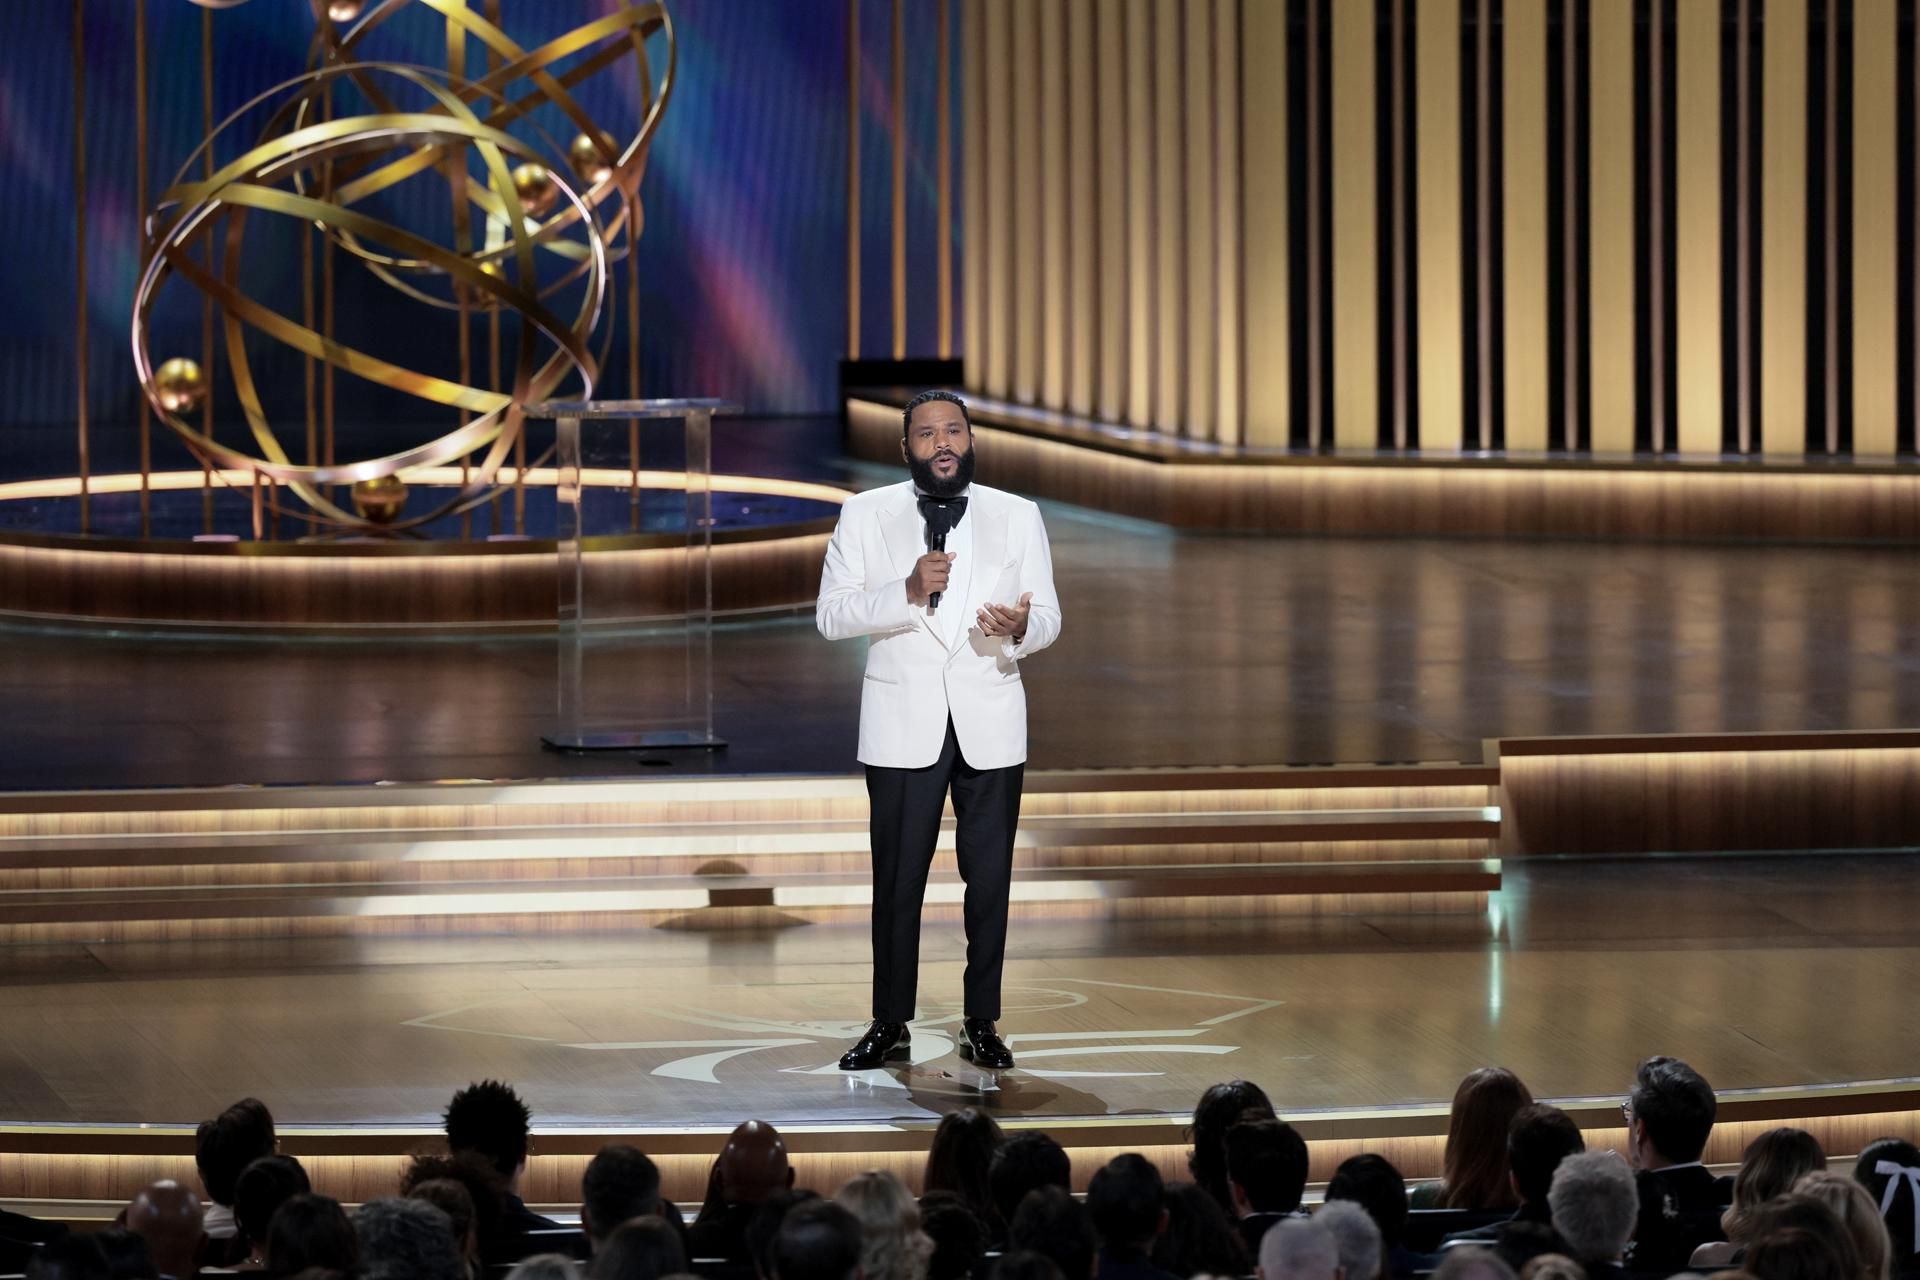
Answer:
[
  {"xmin": 354, "ymin": 1196, "xmax": 466, "ymax": 1280},
  {"xmin": 443, "ymin": 1080, "xmax": 535, "ymax": 1181},
  {"xmin": 1545, "ymin": 1152, "xmax": 1637, "ymax": 1266},
  {"xmin": 1723, "ymin": 1129, "xmax": 1829, "ymax": 1245},
  {"xmin": 837, "ymin": 1171, "xmax": 934, "ymax": 1280},
  {"xmin": 1515, "ymin": 1254, "xmax": 1584, "ymax": 1280}
]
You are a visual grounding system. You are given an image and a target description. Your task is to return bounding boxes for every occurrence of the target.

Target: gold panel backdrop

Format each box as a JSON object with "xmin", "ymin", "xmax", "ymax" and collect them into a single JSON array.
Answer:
[{"xmin": 956, "ymin": 0, "xmax": 1919, "ymax": 462}]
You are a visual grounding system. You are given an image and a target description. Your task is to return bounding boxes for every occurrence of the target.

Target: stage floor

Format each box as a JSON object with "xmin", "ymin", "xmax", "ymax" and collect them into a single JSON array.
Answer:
[
  {"xmin": 0, "ymin": 856, "xmax": 1914, "ymax": 1129},
  {"xmin": 3, "ymin": 460, "xmax": 1920, "ymax": 789}
]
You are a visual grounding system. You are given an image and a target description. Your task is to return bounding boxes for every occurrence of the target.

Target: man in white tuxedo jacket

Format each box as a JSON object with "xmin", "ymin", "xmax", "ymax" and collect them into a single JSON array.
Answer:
[{"xmin": 816, "ymin": 390, "xmax": 1062, "ymax": 1071}]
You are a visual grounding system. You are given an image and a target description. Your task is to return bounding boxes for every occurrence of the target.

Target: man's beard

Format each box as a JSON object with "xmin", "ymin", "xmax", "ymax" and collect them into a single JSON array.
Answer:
[{"xmin": 908, "ymin": 445, "xmax": 976, "ymax": 498}]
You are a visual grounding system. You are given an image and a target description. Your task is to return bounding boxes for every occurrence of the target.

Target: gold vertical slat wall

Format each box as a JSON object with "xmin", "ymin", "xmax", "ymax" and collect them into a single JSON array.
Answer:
[{"xmin": 955, "ymin": 0, "xmax": 1915, "ymax": 460}]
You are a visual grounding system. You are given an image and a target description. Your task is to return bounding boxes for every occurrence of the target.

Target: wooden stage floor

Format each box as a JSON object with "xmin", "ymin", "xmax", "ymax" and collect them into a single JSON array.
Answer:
[
  {"xmin": 3, "ymin": 469, "xmax": 1920, "ymax": 789},
  {"xmin": 1, "ymin": 856, "xmax": 1914, "ymax": 1130}
]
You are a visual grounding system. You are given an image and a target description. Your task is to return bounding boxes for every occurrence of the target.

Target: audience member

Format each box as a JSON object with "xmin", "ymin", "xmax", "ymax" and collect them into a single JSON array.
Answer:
[
  {"xmin": 354, "ymin": 1196, "xmax": 466, "ymax": 1280},
  {"xmin": 505, "ymin": 1257, "xmax": 579, "ymax": 1280},
  {"xmin": 772, "ymin": 1200, "xmax": 864, "ymax": 1280},
  {"xmin": 231, "ymin": 1154, "xmax": 312, "ymax": 1270},
  {"xmin": 402, "ymin": 1152, "xmax": 509, "ymax": 1263},
  {"xmin": 1257, "ymin": 1218, "xmax": 1340, "ymax": 1280},
  {"xmin": 1693, "ymin": 1128, "xmax": 1829, "ymax": 1270},
  {"xmin": 0, "ymin": 1205, "xmax": 69, "ymax": 1274},
  {"xmin": 838, "ymin": 1170, "xmax": 934, "ymax": 1280},
  {"xmin": 1190, "ymin": 1081, "xmax": 1276, "ymax": 1214},
  {"xmin": 127, "ymin": 1180, "xmax": 206, "ymax": 1280},
  {"xmin": 1544, "ymin": 1153, "xmax": 1635, "ymax": 1280},
  {"xmin": 589, "ymin": 1217, "xmax": 686, "ymax": 1280},
  {"xmin": 91, "ymin": 1228, "xmax": 156, "ymax": 1280},
  {"xmin": 1318, "ymin": 1200, "xmax": 1385, "ymax": 1280},
  {"xmin": 919, "ymin": 1191, "xmax": 987, "ymax": 1280},
  {"xmin": 1414, "ymin": 1069, "xmax": 1534, "ymax": 1211},
  {"xmin": 409, "ymin": 1177, "xmax": 481, "ymax": 1278},
  {"xmin": 1153, "ymin": 1180, "xmax": 1251, "ymax": 1280},
  {"xmin": 1430, "ymin": 1247, "xmax": 1518, "ymax": 1280},
  {"xmin": 989, "ymin": 1134, "xmax": 1073, "ymax": 1249},
  {"xmin": 1853, "ymin": 1139, "xmax": 1920, "ymax": 1278},
  {"xmin": 1010, "ymin": 1186, "xmax": 1098, "ymax": 1280},
  {"xmin": 1745, "ymin": 1196, "xmax": 1863, "ymax": 1280},
  {"xmin": 582, "ymin": 1145, "xmax": 666, "ymax": 1254},
  {"xmin": 195, "ymin": 1098, "xmax": 277, "ymax": 1245},
  {"xmin": 747, "ymin": 1191, "xmax": 822, "ymax": 1280},
  {"xmin": 264, "ymin": 1193, "xmax": 360, "ymax": 1278},
  {"xmin": 1227, "ymin": 1118, "xmax": 1311, "ymax": 1255},
  {"xmin": 688, "ymin": 1120, "xmax": 796, "ymax": 1262},
  {"xmin": 1514, "ymin": 1255, "xmax": 1582, "ymax": 1280},
  {"xmin": 1484, "ymin": 1221, "xmax": 1569, "ymax": 1275},
  {"xmin": 26, "ymin": 1236, "xmax": 113, "ymax": 1280},
  {"xmin": 993, "ymin": 1253, "xmax": 1067, "ymax": 1280},
  {"xmin": 1622, "ymin": 1055, "xmax": 1731, "ymax": 1272},
  {"xmin": 924, "ymin": 1109, "xmax": 1004, "ymax": 1236},
  {"xmin": 444, "ymin": 1080, "xmax": 557, "ymax": 1239},
  {"xmin": 1327, "ymin": 1154, "xmax": 1433, "ymax": 1279},
  {"xmin": 1086, "ymin": 1154, "xmax": 1175, "ymax": 1280},
  {"xmin": 1795, "ymin": 1171, "xmax": 1894, "ymax": 1280},
  {"xmin": 1442, "ymin": 1106, "xmax": 1585, "ymax": 1253}
]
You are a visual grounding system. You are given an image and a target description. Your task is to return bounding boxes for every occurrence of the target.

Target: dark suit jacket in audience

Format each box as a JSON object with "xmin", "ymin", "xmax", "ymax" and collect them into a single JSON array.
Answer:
[
  {"xmin": 1239, "ymin": 1210, "xmax": 1305, "ymax": 1257},
  {"xmin": 685, "ymin": 1203, "xmax": 758, "ymax": 1263},
  {"xmin": 1440, "ymin": 1201, "xmax": 1553, "ymax": 1251},
  {"xmin": 1097, "ymin": 1250, "xmax": 1180, "ymax": 1280},
  {"xmin": 1626, "ymin": 1165, "xmax": 1732, "ymax": 1273}
]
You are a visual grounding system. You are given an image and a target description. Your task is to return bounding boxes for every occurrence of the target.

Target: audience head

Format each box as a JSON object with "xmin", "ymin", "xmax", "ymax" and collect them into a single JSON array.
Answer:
[
  {"xmin": 1545, "ymin": 1152, "xmax": 1637, "ymax": 1266},
  {"xmin": 444, "ymin": 1079, "xmax": 536, "ymax": 1183},
  {"xmin": 772, "ymin": 1200, "xmax": 864, "ymax": 1280},
  {"xmin": 721, "ymin": 1120, "xmax": 796, "ymax": 1208},
  {"xmin": 923, "ymin": 1109, "xmax": 1004, "ymax": 1228},
  {"xmin": 1431, "ymin": 1246, "xmax": 1519, "ymax": 1280},
  {"xmin": 1190, "ymin": 1080, "xmax": 1276, "ymax": 1210},
  {"xmin": 127, "ymin": 1179, "xmax": 205, "ymax": 1280},
  {"xmin": 1724, "ymin": 1129, "xmax": 1829, "ymax": 1244},
  {"xmin": 25, "ymin": 1236, "xmax": 112, "ymax": 1280},
  {"xmin": 401, "ymin": 1151, "xmax": 507, "ymax": 1255},
  {"xmin": 195, "ymin": 1097, "xmax": 278, "ymax": 1208},
  {"xmin": 354, "ymin": 1195, "xmax": 466, "ymax": 1280},
  {"xmin": 588, "ymin": 1215, "xmax": 687, "ymax": 1280},
  {"xmin": 749, "ymin": 1190, "xmax": 822, "ymax": 1280},
  {"xmin": 583, "ymin": 1143, "xmax": 665, "ymax": 1247},
  {"xmin": 506, "ymin": 1256, "xmax": 580, "ymax": 1280},
  {"xmin": 265, "ymin": 1193, "xmax": 361, "ymax": 1278},
  {"xmin": 1626, "ymin": 1056, "xmax": 1717, "ymax": 1169},
  {"xmin": 1227, "ymin": 1118, "xmax": 1311, "ymax": 1217},
  {"xmin": 1153, "ymin": 1179, "xmax": 1251, "ymax": 1279},
  {"xmin": 1325, "ymin": 1154, "xmax": 1410, "ymax": 1247},
  {"xmin": 992, "ymin": 1252, "xmax": 1066, "ymax": 1280},
  {"xmin": 1258, "ymin": 1217, "xmax": 1341, "ymax": 1280},
  {"xmin": 1009, "ymin": 1186, "xmax": 1097, "ymax": 1280},
  {"xmin": 234, "ymin": 1153, "xmax": 312, "ymax": 1255},
  {"xmin": 989, "ymin": 1133, "xmax": 1072, "ymax": 1237},
  {"xmin": 1794, "ymin": 1170, "xmax": 1893, "ymax": 1280},
  {"xmin": 1853, "ymin": 1138, "xmax": 1920, "ymax": 1267},
  {"xmin": 1507, "ymin": 1105, "xmax": 1584, "ymax": 1211},
  {"xmin": 1317, "ymin": 1199, "xmax": 1385, "ymax": 1280},
  {"xmin": 1746, "ymin": 1195, "xmax": 1863, "ymax": 1280},
  {"xmin": 1087, "ymin": 1153, "xmax": 1167, "ymax": 1255},
  {"xmin": 407, "ymin": 1178, "xmax": 479, "ymax": 1272},
  {"xmin": 837, "ymin": 1170, "xmax": 933, "ymax": 1280},
  {"xmin": 1437, "ymin": 1068, "xmax": 1534, "ymax": 1210},
  {"xmin": 1515, "ymin": 1256, "xmax": 1584, "ymax": 1280},
  {"xmin": 90, "ymin": 1227, "xmax": 154, "ymax": 1280},
  {"xmin": 918, "ymin": 1191, "xmax": 986, "ymax": 1280}
]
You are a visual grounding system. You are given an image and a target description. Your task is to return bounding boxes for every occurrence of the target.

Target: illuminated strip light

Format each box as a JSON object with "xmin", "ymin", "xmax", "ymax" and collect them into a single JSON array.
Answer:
[{"xmin": 0, "ymin": 468, "xmax": 850, "ymax": 507}]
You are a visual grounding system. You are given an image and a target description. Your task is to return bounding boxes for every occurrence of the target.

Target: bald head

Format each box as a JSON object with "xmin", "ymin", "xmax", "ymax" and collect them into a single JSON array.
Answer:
[
  {"xmin": 1260, "ymin": 1218, "xmax": 1343, "ymax": 1280},
  {"xmin": 128, "ymin": 1179, "xmax": 205, "ymax": 1275},
  {"xmin": 717, "ymin": 1120, "xmax": 793, "ymax": 1207}
]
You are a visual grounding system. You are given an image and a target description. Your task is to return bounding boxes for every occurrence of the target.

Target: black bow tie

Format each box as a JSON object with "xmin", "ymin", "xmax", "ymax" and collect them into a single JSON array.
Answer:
[{"xmin": 918, "ymin": 494, "xmax": 967, "ymax": 538}]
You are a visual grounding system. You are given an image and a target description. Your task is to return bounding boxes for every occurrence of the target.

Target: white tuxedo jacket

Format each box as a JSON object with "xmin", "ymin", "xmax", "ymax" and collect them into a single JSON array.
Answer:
[{"xmin": 816, "ymin": 481, "xmax": 1062, "ymax": 769}]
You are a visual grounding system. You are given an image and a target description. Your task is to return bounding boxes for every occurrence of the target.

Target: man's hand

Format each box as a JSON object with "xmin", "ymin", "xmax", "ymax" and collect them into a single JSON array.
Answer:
[
  {"xmin": 906, "ymin": 551, "xmax": 956, "ymax": 606},
  {"xmin": 977, "ymin": 592, "xmax": 1032, "ymax": 641}
]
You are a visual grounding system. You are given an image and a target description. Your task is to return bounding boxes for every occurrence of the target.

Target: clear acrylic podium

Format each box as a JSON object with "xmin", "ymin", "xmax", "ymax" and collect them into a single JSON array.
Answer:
[{"xmin": 526, "ymin": 399, "xmax": 739, "ymax": 751}]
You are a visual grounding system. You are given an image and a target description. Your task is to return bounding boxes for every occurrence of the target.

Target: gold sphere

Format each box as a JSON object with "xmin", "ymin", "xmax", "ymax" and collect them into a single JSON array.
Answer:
[
  {"xmin": 154, "ymin": 358, "xmax": 207, "ymax": 415},
  {"xmin": 351, "ymin": 475, "xmax": 408, "ymax": 524},
  {"xmin": 510, "ymin": 163, "xmax": 560, "ymax": 218},
  {"xmin": 568, "ymin": 132, "xmax": 617, "ymax": 185},
  {"xmin": 326, "ymin": 0, "xmax": 365, "ymax": 20}
]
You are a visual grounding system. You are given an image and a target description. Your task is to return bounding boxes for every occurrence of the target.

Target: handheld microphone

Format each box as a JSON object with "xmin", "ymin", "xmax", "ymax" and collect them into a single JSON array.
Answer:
[{"xmin": 927, "ymin": 528, "xmax": 947, "ymax": 610}]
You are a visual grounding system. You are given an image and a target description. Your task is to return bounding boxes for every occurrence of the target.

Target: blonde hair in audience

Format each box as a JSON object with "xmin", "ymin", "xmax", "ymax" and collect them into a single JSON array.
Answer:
[
  {"xmin": 1723, "ymin": 1129, "xmax": 1828, "ymax": 1244},
  {"xmin": 1795, "ymin": 1171, "xmax": 1894, "ymax": 1280},
  {"xmin": 836, "ymin": 1170, "xmax": 934, "ymax": 1280},
  {"xmin": 1518, "ymin": 1254, "xmax": 1586, "ymax": 1280}
]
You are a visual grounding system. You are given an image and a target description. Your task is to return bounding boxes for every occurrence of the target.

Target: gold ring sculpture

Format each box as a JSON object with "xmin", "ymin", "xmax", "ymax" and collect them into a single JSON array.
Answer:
[{"xmin": 133, "ymin": 1, "xmax": 675, "ymax": 533}]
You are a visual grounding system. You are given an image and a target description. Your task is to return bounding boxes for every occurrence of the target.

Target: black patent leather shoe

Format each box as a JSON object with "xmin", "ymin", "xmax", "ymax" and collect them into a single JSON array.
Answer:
[
  {"xmin": 838, "ymin": 1020, "xmax": 911, "ymax": 1070},
  {"xmin": 958, "ymin": 1018, "xmax": 1015, "ymax": 1069}
]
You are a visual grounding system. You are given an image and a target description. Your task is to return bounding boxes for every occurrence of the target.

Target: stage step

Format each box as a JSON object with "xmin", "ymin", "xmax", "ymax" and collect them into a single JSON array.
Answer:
[{"xmin": 0, "ymin": 766, "xmax": 1500, "ymax": 939}]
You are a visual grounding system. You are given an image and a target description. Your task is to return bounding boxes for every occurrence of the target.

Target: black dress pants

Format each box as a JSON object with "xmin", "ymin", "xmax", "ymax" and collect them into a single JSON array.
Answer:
[{"xmin": 864, "ymin": 717, "xmax": 1024, "ymax": 1022}]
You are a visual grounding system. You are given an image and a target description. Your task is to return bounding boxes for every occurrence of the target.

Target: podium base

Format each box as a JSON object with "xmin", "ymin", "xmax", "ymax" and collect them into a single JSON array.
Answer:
[{"xmin": 541, "ymin": 730, "xmax": 727, "ymax": 752}]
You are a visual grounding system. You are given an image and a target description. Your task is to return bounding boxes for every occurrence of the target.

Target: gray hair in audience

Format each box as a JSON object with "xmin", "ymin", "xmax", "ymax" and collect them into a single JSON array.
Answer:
[
  {"xmin": 352, "ymin": 1196, "xmax": 467, "ymax": 1280},
  {"xmin": 1546, "ymin": 1152, "xmax": 1639, "ymax": 1265},
  {"xmin": 1516, "ymin": 1254, "xmax": 1585, "ymax": 1280},
  {"xmin": 1433, "ymin": 1246, "xmax": 1520, "ymax": 1280},
  {"xmin": 506, "ymin": 1256, "xmax": 581, "ymax": 1280},
  {"xmin": 1317, "ymin": 1200, "xmax": 1384, "ymax": 1280},
  {"xmin": 1259, "ymin": 1218, "xmax": 1343, "ymax": 1280}
]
